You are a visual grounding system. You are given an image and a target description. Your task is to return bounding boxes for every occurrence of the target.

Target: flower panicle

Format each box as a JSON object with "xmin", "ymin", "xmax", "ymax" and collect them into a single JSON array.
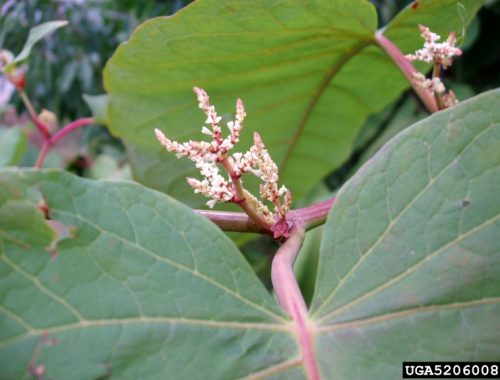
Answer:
[
  {"xmin": 405, "ymin": 25, "xmax": 462, "ymax": 68},
  {"xmin": 406, "ymin": 25, "xmax": 461, "ymax": 110},
  {"xmin": 154, "ymin": 87, "xmax": 292, "ymax": 224},
  {"xmin": 250, "ymin": 132, "xmax": 291, "ymax": 218}
]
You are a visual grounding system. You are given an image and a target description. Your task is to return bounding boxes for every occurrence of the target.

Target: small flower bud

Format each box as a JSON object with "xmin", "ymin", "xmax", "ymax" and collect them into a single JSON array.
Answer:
[{"xmin": 38, "ymin": 109, "xmax": 58, "ymax": 133}]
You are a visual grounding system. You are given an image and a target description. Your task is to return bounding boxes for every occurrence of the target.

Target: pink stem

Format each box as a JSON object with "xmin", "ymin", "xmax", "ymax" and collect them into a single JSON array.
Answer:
[
  {"xmin": 35, "ymin": 117, "xmax": 95, "ymax": 169},
  {"xmin": 289, "ymin": 197, "xmax": 335, "ymax": 230},
  {"xmin": 19, "ymin": 90, "xmax": 52, "ymax": 139},
  {"xmin": 272, "ymin": 224, "xmax": 319, "ymax": 380},
  {"xmin": 34, "ymin": 140, "xmax": 50, "ymax": 169},
  {"xmin": 50, "ymin": 117, "xmax": 95, "ymax": 145},
  {"xmin": 195, "ymin": 210, "xmax": 266, "ymax": 234},
  {"xmin": 375, "ymin": 31, "xmax": 439, "ymax": 113},
  {"xmin": 196, "ymin": 197, "xmax": 335, "ymax": 234}
]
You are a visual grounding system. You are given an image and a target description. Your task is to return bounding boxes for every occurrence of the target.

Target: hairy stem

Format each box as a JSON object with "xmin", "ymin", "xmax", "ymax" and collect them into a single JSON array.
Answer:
[
  {"xmin": 19, "ymin": 90, "xmax": 51, "ymax": 139},
  {"xmin": 272, "ymin": 224, "xmax": 319, "ymax": 380},
  {"xmin": 375, "ymin": 31, "xmax": 439, "ymax": 113},
  {"xmin": 35, "ymin": 117, "xmax": 95, "ymax": 169}
]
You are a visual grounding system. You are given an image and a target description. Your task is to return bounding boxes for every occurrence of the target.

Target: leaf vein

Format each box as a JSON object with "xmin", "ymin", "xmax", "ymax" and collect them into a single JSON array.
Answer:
[{"xmin": 311, "ymin": 121, "xmax": 496, "ymax": 317}]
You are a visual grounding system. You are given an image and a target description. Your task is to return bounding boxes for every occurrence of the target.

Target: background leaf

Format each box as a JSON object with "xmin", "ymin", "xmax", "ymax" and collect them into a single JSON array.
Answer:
[
  {"xmin": 310, "ymin": 89, "xmax": 500, "ymax": 378},
  {"xmin": 104, "ymin": 0, "xmax": 481, "ymax": 204},
  {"xmin": 11, "ymin": 20, "xmax": 68, "ymax": 66},
  {"xmin": 0, "ymin": 170, "xmax": 300, "ymax": 380},
  {"xmin": 82, "ymin": 93, "xmax": 109, "ymax": 125},
  {"xmin": 0, "ymin": 128, "xmax": 27, "ymax": 167}
]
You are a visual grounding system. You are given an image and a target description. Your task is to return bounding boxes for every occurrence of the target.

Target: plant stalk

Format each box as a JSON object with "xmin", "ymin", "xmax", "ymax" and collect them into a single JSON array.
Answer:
[
  {"xmin": 220, "ymin": 158, "xmax": 275, "ymax": 231},
  {"xmin": 34, "ymin": 117, "xmax": 95, "ymax": 169},
  {"xmin": 19, "ymin": 90, "xmax": 52, "ymax": 139},
  {"xmin": 271, "ymin": 224, "xmax": 319, "ymax": 380},
  {"xmin": 375, "ymin": 31, "xmax": 439, "ymax": 113},
  {"xmin": 196, "ymin": 197, "xmax": 335, "ymax": 234}
]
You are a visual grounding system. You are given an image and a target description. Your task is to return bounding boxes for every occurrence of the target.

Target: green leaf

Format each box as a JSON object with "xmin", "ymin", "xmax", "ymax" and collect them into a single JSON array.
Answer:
[
  {"xmin": 11, "ymin": 21, "xmax": 68, "ymax": 67},
  {"xmin": 1, "ymin": 88, "xmax": 498, "ymax": 378},
  {"xmin": 82, "ymin": 94, "xmax": 109, "ymax": 125},
  {"xmin": 104, "ymin": 0, "xmax": 481, "ymax": 203},
  {"xmin": 311, "ymin": 89, "xmax": 500, "ymax": 378},
  {"xmin": 0, "ymin": 128, "xmax": 27, "ymax": 167},
  {"xmin": 126, "ymin": 143, "xmax": 205, "ymax": 207},
  {"xmin": 0, "ymin": 169, "xmax": 299, "ymax": 379}
]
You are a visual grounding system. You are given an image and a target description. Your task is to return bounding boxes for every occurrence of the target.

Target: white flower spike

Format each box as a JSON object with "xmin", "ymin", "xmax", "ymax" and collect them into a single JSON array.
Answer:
[
  {"xmin": 405, "ymin": 25, "xmax": 462, "ymax": 68},
  {"xmin": 155, "ymin": 87, "xmax": 291, "ymax": 228}
]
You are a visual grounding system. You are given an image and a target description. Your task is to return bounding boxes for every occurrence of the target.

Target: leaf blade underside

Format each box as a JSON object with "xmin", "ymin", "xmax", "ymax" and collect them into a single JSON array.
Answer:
[{"xmin": 311, "ymin": 90, "xmax": 500, "ymax": 379}]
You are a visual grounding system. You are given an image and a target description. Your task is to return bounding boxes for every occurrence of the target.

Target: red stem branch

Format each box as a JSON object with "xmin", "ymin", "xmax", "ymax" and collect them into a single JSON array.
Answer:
[
  {"xmin": 50, "ymin": 117, "xmax": 94, "ymax": 145},
  {"xmin": 271, "ymin": 224, "xmax": 319, "ymax": 380},
  {"xmin": 34, "ymin": 140, "xmax": 50, "ymax": 169},
  {"xmin": 196, "ymin": 197, "xmax": 335, "ymax": 234},
  {"xmin": 19, "ymin": 90, "xmax": 51, "ymax": 139},
  {"xmin": 195, "ymin": 210, "xmax": 266, "ymax": 234},
  {"xmin": 375, "ymin": 31, "xmax": 439, "ymax": 113},
  {"xmin": 35, "ymin": 117, "xmax": 95, "ymax": 169},
  {"xmin": 289, "ymin": 197, "xmax": 335, "ymax": 230}
]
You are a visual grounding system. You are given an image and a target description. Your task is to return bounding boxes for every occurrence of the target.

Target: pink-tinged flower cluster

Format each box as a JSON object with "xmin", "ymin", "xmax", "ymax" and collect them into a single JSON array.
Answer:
[
  {"xmin": 405, "ymin": 25, "xmax": 462, "ymax": 68},
  {"xmin": 155, "ymin": 87, "xmax": 245, "ymax": 164},
  {"xmin": 412, "ymin": 72, "xmax": 458, "ymax": 109},
  {"xmin": 155, "ymin": 87, "xmax": 248, "ymax": 208},
  {"xmin": 155, "ymin": 87, "xmax": 291, "ymax": 219},
  {"xmin": 412, "ymin": 72, "xmax": 445, "ymax": 94},
  {"xmin": 250, "ymin": 132, "xmax": 291, "ymax": 218}
]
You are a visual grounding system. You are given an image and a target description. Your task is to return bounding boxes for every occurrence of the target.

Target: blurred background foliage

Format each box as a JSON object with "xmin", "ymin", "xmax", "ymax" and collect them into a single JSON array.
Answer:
[
  {"xmin": 1, "ymin": 0, "xmax": 499, "ymax": 293},
  {"xmin": 0, "ymin": 0, "xmax": 190, "ymax": 119}
]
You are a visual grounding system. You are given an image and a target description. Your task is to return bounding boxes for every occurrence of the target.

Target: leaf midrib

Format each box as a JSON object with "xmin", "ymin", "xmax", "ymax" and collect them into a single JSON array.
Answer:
[
  {"xmin": 279, "ymin": 39, "xmax": 374, "ymax": 175},
  {"xmin": 0, "ymin": 314, "xmax": 291, "ymax": 350},
  {"xmin": 316, "ymin": 297, "xmax": 500, "ymax": 334}
]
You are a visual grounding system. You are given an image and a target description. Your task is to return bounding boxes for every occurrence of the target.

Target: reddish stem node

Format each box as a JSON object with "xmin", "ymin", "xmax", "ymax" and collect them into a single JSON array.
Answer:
[{"xmin": 196, "ymin": 197, "xmax": 335, "ymax": 235}]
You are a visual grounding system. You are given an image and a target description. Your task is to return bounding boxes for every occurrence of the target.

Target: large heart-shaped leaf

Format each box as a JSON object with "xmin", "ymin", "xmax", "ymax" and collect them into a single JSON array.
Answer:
[
  {"xmin": 311, "ymin": 89, "xmax": 500, "ymax": 378},
  {"xmin": 104, "ymin": 0, "xmax": 481, "ymax": 203},
  {"xmin": 0, "ymin": 170, "xmax": 300, "ymax": 379}
]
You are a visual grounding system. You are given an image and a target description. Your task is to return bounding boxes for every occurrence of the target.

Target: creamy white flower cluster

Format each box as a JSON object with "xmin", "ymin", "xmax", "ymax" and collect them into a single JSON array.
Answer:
[
  {"xmin": 406, "ymin": 25, "xmax": 462, "ymax": 109},
  {"xmin": 412, "ymin": 72, "xmax": 458, "ymax": 108},
  {"xmin": 155, "ymin": 87, "xmax": 291, "ymax": 219},
  {"xmin": 405, "ymin": 25, "xmax": 462, "ymax": 68},
  {"xmin": 249, "ymin": 132, "xmax": 291, "ymax": 218}
]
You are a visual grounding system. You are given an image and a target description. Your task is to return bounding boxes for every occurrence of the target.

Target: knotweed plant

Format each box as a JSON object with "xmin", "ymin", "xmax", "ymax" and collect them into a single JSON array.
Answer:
[
  {"xmin": 155, "ymin": 87, "xmax": 292, "ymax": 238},
  {"xmin": 406, "ymin": 25, "xmax": 462, "ymax": 109}
]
